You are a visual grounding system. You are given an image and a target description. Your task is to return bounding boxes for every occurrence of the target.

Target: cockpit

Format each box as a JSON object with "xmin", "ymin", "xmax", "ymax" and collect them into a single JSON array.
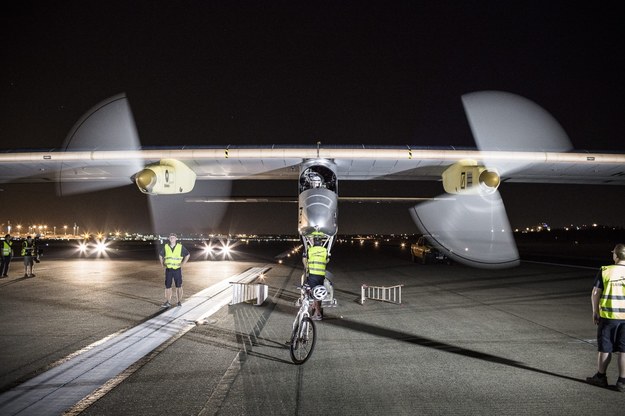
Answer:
[{"xmin": 299, "ymin": 166, "xmax": 337, "ymax": 193}]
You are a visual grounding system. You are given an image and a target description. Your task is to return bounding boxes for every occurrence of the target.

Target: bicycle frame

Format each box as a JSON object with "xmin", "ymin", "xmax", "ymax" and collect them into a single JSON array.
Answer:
[
  {"xmin": 289, "ymin": 285, "xmax": 317, "ymax": 364},
  {"xmin": 293, "ymin": 286, "xmax": 313, "ymax": 325}
]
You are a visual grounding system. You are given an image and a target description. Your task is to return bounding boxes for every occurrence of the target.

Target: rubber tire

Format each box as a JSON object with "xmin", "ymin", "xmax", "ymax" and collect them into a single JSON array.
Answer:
[{"xmin": 289, "ymin": 317, "xmax": 317, "ymax": 364}]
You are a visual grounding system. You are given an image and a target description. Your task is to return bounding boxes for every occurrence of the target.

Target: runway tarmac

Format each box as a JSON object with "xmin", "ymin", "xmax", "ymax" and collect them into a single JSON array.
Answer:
[{"xmin": 0, "ymin": 240, "xmax": 623, "ymax": 415}]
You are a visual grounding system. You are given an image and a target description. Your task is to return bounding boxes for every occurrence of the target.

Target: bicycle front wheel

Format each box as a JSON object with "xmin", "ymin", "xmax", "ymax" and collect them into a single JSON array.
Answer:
[{"xmin": 289, "ymin": 317, "xmax": 316, "ymax": 364}]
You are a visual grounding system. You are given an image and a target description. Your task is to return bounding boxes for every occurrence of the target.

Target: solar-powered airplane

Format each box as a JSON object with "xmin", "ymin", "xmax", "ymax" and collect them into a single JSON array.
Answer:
[{"xmin": 1, "ymin": 91, "xmax": 624, "ymax": 268}]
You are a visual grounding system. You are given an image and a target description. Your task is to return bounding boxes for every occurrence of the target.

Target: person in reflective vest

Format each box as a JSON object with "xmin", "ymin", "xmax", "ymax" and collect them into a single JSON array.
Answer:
[
  {"xmin": 303, "ymin": 233, "xmax": 329, "ymax": 320},
  {"xmin": 158, "ymin": 233, "xmax": 190, "ymax": 308},
  {"xmin": 21, "ymin": 236, "xmax": 36, "ymax": 278},
  {"xmin": 1, "ymin": 234, "xmax": 13, "ymax": 278},
  {"xmin": 587, "ymin": 243, "xmax": 625, "ymax": 391}
]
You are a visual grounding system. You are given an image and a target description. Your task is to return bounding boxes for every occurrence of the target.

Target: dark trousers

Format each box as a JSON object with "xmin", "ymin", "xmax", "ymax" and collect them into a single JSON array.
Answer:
[{"xmin": 0, "ymin": 256, "xmax": 11, "ymax": 276}]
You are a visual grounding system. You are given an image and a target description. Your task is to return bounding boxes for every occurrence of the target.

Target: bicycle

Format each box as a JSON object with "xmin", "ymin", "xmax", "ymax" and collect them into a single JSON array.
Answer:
[{"xmin": 289, "ymin": 283, "xmax": 327, "ymax": 364}]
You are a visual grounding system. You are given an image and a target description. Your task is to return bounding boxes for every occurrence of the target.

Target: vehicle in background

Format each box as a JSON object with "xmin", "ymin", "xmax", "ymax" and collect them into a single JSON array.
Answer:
[{"xmin": 411, "ymin": 235, "xmax": 450, "ymax": 264}]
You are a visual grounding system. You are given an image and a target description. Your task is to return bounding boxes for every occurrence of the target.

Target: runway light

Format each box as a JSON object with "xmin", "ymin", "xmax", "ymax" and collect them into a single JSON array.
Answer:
[
  {"xmin": 221, "ymin": 243, "xmax": 231, "ymax": 256},
  {"xmin": 217, "ymin": 240, "xmax": 238, "ymax": 260},
  {"xmin": 202, "ymin": 239, "xmax": 239, "ymax": 260},
  {"xmin": 202, "ymin": 242, "xmax": 214, "ymax": 255},
  {"xmin": 95, "ymin": 240, "xmax": 108, "ymax": 254},
  {"xmin": 78, "ymin": 242, "xmax": 88, "ymax": 253}
]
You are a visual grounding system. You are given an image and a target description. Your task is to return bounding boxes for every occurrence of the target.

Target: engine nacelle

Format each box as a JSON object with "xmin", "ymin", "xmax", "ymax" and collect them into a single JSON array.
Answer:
[
  {"xmin": 442, "ymin": 159, "xmax": 500, "ymax": 195},
  {"xmin": 132, "ymin": 159, "xmax": 197, "ymax": 195}
]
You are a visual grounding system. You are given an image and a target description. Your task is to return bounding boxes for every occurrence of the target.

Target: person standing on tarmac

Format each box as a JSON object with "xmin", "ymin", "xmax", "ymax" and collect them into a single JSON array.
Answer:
[
  {"xmin": 33, "ymin": 235, "xmax": 42, "ymax": 263},
  {"xmin": 586, "ymin": 243, "xmax": 625, "ymax": 392},
  {"xmin": 1, "ymin": 234, "xmax": 13, "ymax": 278},
  {"xmin": 21, "ymin": 235, "xmax": 36, "ymax": 278},
  {"xmin": 303, "ymin": 233, "xmax": 329, "ymax": 321},
  {"xmin": 159, "ymin": 233, "xmax": 190, "ymax": 308}
]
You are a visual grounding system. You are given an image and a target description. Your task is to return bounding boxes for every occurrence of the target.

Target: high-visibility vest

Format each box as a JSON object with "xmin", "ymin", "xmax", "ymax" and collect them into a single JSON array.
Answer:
[
  {"xmin": 2, "ymin": 241, "xmax": 12, "ymax": 256},
  {"xmin": 164, "ymin": 243, "xmax": 184, "ymax": 269},
  {"xmin": 599, "ymin": 264, "xmax": 625, "ymax": 319},
  {"xmin": 307, "ymin": 246, "xmax": 327, "ymax": 276},
  {"xmin": 21, "ymin": 241, "xmax": 35, "ymax": 256}
]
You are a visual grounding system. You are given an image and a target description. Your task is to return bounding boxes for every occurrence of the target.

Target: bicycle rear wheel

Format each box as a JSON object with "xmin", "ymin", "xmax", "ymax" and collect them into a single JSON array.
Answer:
[{"xmin": 289, "ymin": 317, "xmax": 316, "ymax": 364}]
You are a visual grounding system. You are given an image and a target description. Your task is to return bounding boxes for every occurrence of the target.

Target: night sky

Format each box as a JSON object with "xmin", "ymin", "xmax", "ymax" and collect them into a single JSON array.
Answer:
[{"xmin": 1, "ymin": 2, "xmax": 624, "ymax": 235}]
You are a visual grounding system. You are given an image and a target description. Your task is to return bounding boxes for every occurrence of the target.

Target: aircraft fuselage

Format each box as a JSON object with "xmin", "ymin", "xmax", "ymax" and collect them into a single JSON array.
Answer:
[{"xmin": 297, "ymin": 159, "xmax": 338, "ymax": 253}]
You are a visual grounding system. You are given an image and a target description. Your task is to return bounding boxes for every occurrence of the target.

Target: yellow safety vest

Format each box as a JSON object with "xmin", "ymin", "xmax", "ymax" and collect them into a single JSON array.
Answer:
[
  {"xmin": 307, "ymin": 246, "xmax": 327, "ymax": 276},
  {"xmin": 2, "ymin": 241, "xmax": 12, "ymax": 256},
  {"xmin": 21, "ymin": 241, "xmax": 35, "ymax": 256},
  {"xmin": 599, "ymin": 265, "xmax": 625, "ymax": 320},
  {"xmin": 164, "ymin": 243, "xmax": 183, "ymax": 269}
]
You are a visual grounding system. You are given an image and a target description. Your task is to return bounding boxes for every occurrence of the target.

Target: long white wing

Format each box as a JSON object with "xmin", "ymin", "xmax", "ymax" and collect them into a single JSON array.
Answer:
[{"xmin": 1, "ymin": 146, "xmax": 624, "ymax": 185}]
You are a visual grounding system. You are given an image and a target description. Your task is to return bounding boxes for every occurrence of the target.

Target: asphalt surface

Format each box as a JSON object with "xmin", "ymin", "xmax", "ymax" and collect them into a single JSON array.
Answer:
[{"xmin": 0, "ymin": 240, "xmax": 624, "ymax": 415}]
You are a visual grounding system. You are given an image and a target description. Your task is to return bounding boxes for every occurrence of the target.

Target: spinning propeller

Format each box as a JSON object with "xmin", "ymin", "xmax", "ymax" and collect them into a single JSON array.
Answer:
[
  {"xmin": 59, "ymin": 93, "xmax": 143, "ymax": 195},
  {"xmin": 410, "ymin": 91, "xmax": 573, "ymax": 268},
  {"xmin": 59, "ymin": 93, "xmax": 231, "ymax": 234}
]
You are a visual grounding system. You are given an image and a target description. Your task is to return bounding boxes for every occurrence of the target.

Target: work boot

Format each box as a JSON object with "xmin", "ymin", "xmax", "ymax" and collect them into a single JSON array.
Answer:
[{"xmin": 586, "ymin": 372, "xmax": 608, "ymax": 388}]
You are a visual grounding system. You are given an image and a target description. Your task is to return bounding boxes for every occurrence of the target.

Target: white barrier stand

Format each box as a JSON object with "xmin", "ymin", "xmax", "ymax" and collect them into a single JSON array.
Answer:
[
  {"xmin": 360, "ymin": 284, "xmax": 403, "ymax": 305},
  {"xmin": 230, "ymin": 268, "xmax": 270, "ymax": 306},
  {"xmin": 231, "ymin": 283, "xmax": 268, "ymax": 306}
]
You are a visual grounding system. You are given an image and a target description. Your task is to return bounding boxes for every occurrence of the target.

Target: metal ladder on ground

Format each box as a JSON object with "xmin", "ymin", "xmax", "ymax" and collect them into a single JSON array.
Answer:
[
  {"xmin": 230, "ymin": 267, "xmax": 271, "ymax": 306},
  {"xmin": 360, "ymin": 284, "xmax": 403, "ymax": 305}
]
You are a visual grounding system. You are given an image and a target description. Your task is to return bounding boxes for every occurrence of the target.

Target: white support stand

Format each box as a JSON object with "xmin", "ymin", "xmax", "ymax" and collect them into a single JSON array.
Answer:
[
  {"xmin": 360, "ymin": 284, "xmax": 403, "ymax": 305},
  {"xmin": 230, "ymin": 268, "xmax": 270, "ymax": 306}
]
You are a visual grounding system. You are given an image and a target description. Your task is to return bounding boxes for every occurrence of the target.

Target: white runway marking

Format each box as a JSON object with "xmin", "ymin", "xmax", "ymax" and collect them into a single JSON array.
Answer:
[{"xmin": 0, "ymin": 267, "xmax": 269, "ymax": 416}]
